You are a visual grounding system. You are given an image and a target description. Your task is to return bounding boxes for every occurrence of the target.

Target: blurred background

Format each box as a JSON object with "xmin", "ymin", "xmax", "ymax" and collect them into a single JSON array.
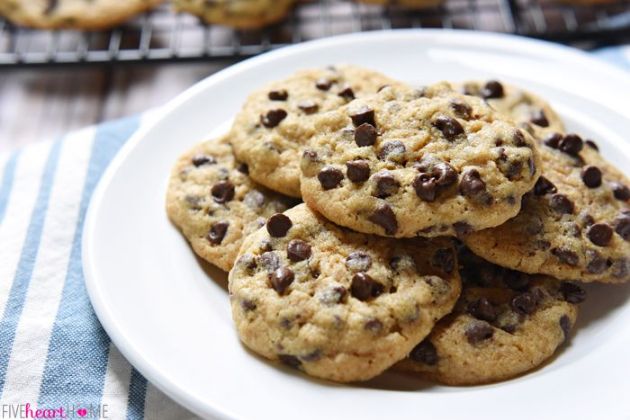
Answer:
[{"xmin": 0, "ymin": 0, "xmax": 628, "ymax": 153}]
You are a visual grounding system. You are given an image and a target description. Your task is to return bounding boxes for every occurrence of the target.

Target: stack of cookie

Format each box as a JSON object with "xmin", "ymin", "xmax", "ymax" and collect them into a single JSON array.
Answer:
[{"xmin": 166, "ymin": 65, "xmax": 630, "ymax": 385}]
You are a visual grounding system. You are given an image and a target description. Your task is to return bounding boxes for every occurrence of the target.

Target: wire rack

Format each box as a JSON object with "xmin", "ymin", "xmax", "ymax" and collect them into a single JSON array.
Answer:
[{"xmin": 0, "ymin": 0, "xmax": 628, "ymax": 67}]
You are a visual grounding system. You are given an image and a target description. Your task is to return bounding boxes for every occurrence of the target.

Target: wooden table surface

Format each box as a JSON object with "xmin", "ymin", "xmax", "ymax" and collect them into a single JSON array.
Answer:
[{"xmin": 0, "ymin": 62, "xmax": 237, "ymax": 154}]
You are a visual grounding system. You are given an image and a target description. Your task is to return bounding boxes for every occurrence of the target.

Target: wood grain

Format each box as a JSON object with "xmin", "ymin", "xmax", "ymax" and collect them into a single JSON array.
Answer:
[{"xmin": 0, "ymin": 62, "xmax": 234, "ymax": 153}]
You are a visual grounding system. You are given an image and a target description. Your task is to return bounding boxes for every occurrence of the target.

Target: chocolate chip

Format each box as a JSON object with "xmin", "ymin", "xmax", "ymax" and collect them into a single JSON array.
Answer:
[
  {"xmin": 351, "ymin": 273, "xmax": 382, "ymax": 301},
  {"xmin": 260, "ymin": 109, "xmax": 287, "ymax": 128},
  {"xmin": 302, "ymin": 149, "xmax": 319, "ymax": 162},
  {"xmin": 350, "ymin": 106, "xmax": 375, "ymax": 127},
  {"xmin": 318, "ymin": 166, "xmax": 344, "ymax": 190},
  {"xmin": 211, "ymin": 181, "xmax": 235, "ymax": 204},
  {"xmin": 453, "ymin": 222, "xmax": 473, "ymax": 236},
  {"xmin": 586, "ymin": 250, "xmax": 608, "ymax": 274},
  {"xmin": 413, "ymin": 174, "xmax": 438, "ymax": 202},
  {"xmin": 432, "ymin": 248, "xmax": 455, "ymax": 273},
  {"xmin": 338, "ymin": 85, "xmax": 355, "ymax": 100},
  {"xmin": 549, "ymin": 194, "xmax": 574, "ymax": 214},
  {"xmin": 268, "ymin": 89, "xmax": 288, "ymax": 101},
  {"xmin": 459, "ymin": 169, "xmax": 486, "ymax": 198},
  {"xmin": 559, "ymin": 315, "xmax": 572, "ymax": 341},
  {"xmin": 409, "ymin": 340, "xmax": 438, "ymax": 365},
  {"xmin": 45, "ymin": 0, "xmax": 59, "ymax": 14},
  {"xmin": 315, "ymin": 78, "xmax": 333, "ymax": 91},
  {"xmin": 269, "ymin": 267, "xmax": 295, "ymax": 295},
  {"xmin": 560, "ymin": 282, "xmax": 586, "ymax": 304},
  {"xmin": 585, "ymin": 140, "xmax": 599, "ymax": 151},
  {"xmin": 433, "ymin": 115, "xmax": 464, "ymax": 141},
  {"xmin": 259, "ymin": 251, "xmax": 280, "ymax": 272},
  {"xmin": 511, "ymin": 292, "xmax": 538, "ymax": 315},
  {"xmin": 354, "ymin": 123, "xmax": 377, "ymax": 146},
  {"xmin": 528, "ymin": 157, "xmax": 536, "ymax": 176},
  {"xmin": 237, "ymin": 162, "xmax": 249, "ymax": 174},
  {"xmin": 413, "ymin": 158, "xmax": 458, "ymax": 202},
  {"xmin": 468, "ymin": 298, "xmax": 497, "ymax": 322},
  {"xmin": 346, "ymin": 160, "xmax": 370, "ymax": 183},
  {"xmin": 587, "ymin": 223, "xmax": 613, "ymax": 246},
  {"xmin": 346, "ymin": 251, "xmax": 372, "ymax": 272},
  {"xmin": 559, "ymin": 134, "xmax": 583, "ymax": 156},
  {"xmin": 450, "ymin": 99, "xmax": 472, "ymax": 119},
  {"xmin": 530, "ymin": 109, "xmax": 549, "ymax": 127},
  {"xmin": 185, "ymin": 195, "xmax": 202, "ymax": 210},
  {"xmin": 207, "ymin": 221, "xmax": 229, "ymax": 245},
  {"xmin": 192, "ymin": 154, "xmax": 216, "ymax": 167},
  {"xmin": 372, "ymin": 171, "xmax": 400, "ymax": 198},
  {"xmin": 551, "ymin": 248, "xmax": 579, "ymax": 266},
  {"xmin": 534, "ymin": 176, "xmax": 558, "ymax": 195},
  {"xmin": 278, "ymin": 354, "xmax": 301, "ymax": 369},
  {"xmin": 612, "ymin": 258, "xmax": 630, "ymax": 279},
  {"xmin": 240, "ymin": 299, "xmax": 256, "ymax": 312},
  {"xmin": 581, "ymin": 166, "xmax": 602, "ymax": 188},
  {"xmin": 543, "ymin": 132, "xmax": 562, "ymax": 149},
  {"xmin": 298, "ymin": 100, "xmax": 319, "ymax": 114},
  {"xmin": 368, "ymin": 204, "xmax": 398, "ymax": 235},
  {"xmin": 586, "ymin": 250, "xmax": 609, "ymax": 274},
  {"xmin": 365, "ymin": 319, "xmax": 383, "ymax": 333},
  {"xmin": 465, "ymin": 321, "xmax": 494, "ymax": 344},
  {"xmin": 614, "ymin": 215, "xmax": 630, "ymax": 241},
  {"xmin": 534, "ymin": 176, "xmax": 557, "ymax": 196},
  {"xmin": 502, "ymin": 160, "xmax": 523, "ymax": 181},
  {"xmin": 481, "ymin": 80, "xmax": 504, "ymax": 99},
  {"xmin": 266, "ymin": 213, "xmax": 292, "ymax": 237},
  {"xmin": 287, "ymin": 240, "xmax": 311, "ymax": 262},
  {"xmin": 503, "ymin": 271, "xmax": 530, "ymax": 290},
  {"xmin": 612, "ymin": 182, "xmax": 630, "ymax": 201},
  {"xmin": 377, "ymin": 141, "xmax": 406, "ymax": 161},
  {"xmin": 513, "ymin": 130, "xmax": 527, "ymax": 147}
]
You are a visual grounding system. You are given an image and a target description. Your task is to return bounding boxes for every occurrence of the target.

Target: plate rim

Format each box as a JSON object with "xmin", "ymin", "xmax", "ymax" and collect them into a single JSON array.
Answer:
[{"xmin": 83, "ymin": 29, "xmax": 630, "ymax": 420}]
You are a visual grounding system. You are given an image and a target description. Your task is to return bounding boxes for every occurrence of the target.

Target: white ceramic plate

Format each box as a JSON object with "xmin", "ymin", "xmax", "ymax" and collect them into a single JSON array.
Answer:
[{"xmin": 84, "ymin": 30, "xmax": 630, "ymax": 420}]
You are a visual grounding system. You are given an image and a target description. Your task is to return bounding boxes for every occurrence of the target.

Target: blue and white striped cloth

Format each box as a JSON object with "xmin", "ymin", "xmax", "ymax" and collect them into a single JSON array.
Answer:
[
  {"xmin": 0, "ymin": 47, "xmax": 627, "ymax": 420},
  {"xmin": 0, "ymin": 116, "xmax": 196, "ymax": 419}
]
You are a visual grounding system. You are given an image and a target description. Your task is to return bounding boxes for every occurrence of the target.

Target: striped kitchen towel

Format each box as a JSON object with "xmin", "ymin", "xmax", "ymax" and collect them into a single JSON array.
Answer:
[
  {"xmin": 0, "ymin": 47, "xmax": 627, "ymax": 420},
  {"xmin": 0, "ymin": 115, "xmax": 197, "ymax": 420}
]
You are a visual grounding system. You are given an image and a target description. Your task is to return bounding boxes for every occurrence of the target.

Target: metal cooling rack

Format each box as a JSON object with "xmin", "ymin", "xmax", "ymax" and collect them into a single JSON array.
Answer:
[{"xmin": 0, "ymin": 0, "xmax": 628, "ymax": 67}]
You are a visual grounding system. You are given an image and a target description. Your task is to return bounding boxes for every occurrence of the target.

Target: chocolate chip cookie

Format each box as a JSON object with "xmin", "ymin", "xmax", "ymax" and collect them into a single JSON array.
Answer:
[
  {"xmin": 464, "ymin": 127, "xmax": 630, "ymax": 283},
  {"xmin": 0, "ymin": 0, "xmax": 163, "ymax": 30},
  {"xmin": 460, "ymin": 80, "xmax": 565, "ymax": 132},
  {"xmin": 300, "ymin": 83, "xmax": 542, "ymax": 238},
  {"xmin": 228, "ymin": 203, "xmax": 461, "ymax": 382},
  {"xmin": 166, "ymin": 135, "xmax": 296, "ymax": 272},
  {"xmin": 396, "ymin": 248, "xmax": 581, "ymax": 385},
  {"xmin": 172, "ymin": 0, "xmax": 294, "ymax": 29},
  {"xmin": 230, "ymin": 65, "xmax": 399, "ymax": 197}
]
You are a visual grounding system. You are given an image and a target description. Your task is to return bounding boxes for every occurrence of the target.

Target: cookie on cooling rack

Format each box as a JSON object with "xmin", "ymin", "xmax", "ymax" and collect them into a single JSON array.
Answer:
[
  {"xmin": 0, "ymin": 0, "xmax": 164, "ymax": 30},
  {"xmin": 553, "ymin": 0, "xmax": 618, "ymax": 5},
  {"xmin": 172, "ymin": 0, "xmax": 295, "ymax": 29},
  {"xmin": 355, "ymin": 0, "xmax": 444, "ymax": 9},
  {"xmin": 228, "ymin": 203, "xmax": 461, "ymax": 382}
]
